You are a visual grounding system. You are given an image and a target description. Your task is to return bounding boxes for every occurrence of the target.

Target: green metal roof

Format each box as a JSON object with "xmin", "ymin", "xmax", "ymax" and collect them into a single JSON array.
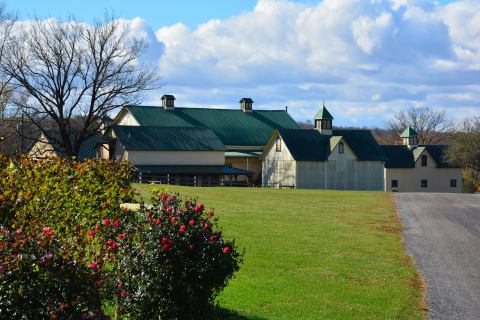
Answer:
[
  {"xmin": 275, "ymin": 129, "xmax": 385, "ymax": 161},
  {"xmin": 123, "ymin": 106, "xmax": 299, "ymax": 146},
  {"xmin": 332, "ymin": 129, "xmax": 387, "ymax": 161},
  {"xmin": 400, "ymin": 126, "xmax": 418, "ymax": 138},
  {"xmin": 314, "ymin": 106, "xmax": 334, "ymax": 120},
  {"xmin": 78, "ymin": 133, "xmax": 103, "ymax": 161},
  {"xmin": 112, "ymin": 125, "xmax": 225, "ymax": 151}
]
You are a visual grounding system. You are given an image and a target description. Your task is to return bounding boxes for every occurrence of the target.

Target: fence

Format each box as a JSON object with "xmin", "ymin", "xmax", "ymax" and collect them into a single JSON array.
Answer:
[{"xmin": 132, "ymin": 172, "xmax": 249, "ymax": 187}]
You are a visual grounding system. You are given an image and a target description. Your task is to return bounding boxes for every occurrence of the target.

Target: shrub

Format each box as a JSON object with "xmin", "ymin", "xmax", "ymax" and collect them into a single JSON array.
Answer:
[
  {"xmin": 0, "ymin": 225, "xmax": 107, "ymax": 319},
  {"xmin": 94, "ymin": 190, "xmax": 243, "ymax": 319},
  {"xmin": 0, "ymin": 156, "xmax": 135, "ymax": 239}
]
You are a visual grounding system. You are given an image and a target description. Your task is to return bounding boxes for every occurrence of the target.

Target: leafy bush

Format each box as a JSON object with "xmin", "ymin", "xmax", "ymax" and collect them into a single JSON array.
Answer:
[
  {"xmin": 462, "ymin": 170, "xmax": 479, "ymax": 193},
  {"xmin": 93, "ymin": 190, "xmax": 243, "ymax": 319},
  {"xmin": 0, "ymin": 225, "xmax": 107, "ymax": 319},
  {"xmin": 0, "ymin": 156, "xmax": 135, "ymax": 239}
]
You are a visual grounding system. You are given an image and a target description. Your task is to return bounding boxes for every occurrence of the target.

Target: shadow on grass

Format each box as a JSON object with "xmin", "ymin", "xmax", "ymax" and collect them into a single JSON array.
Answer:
[{"xmin": 212, "ymin": 307, "xmax": 267, "ymax": 320}]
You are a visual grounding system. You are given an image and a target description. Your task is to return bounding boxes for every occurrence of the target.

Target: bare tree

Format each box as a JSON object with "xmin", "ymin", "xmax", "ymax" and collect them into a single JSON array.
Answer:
[
  {"xmin": 0, "ymin": 14, "xmax": 159, "ymax": 157},
  {"xmin": 0, "ymin": 2, "xmax": 15, "ymax": 117},
  {"xmin": 446, "ymin": 117, "xmax": 480, "ymax": 172},
  {"xmin": 387, "ymin": 106, "xmax": 453, "ymax": 145}
]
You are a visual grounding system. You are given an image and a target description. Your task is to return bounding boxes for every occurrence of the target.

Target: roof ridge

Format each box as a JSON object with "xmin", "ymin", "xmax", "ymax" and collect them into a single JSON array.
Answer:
[{"xmin": 126, "ymin": 105, "xmax": 288, "ymax": 112}]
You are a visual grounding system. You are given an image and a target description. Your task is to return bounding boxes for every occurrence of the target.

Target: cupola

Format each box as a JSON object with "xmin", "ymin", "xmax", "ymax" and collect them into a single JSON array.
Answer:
[
  {"xmin": 314, "ymin": 103, "xmax": 334, "ymax": 135},
  {"xmin": 239, "ymin": 98, "xmax": 254, "ymax": 113},
  {"xmin": 400, "ymin": 126, "xmax": 419, "ymax": 149},
  {"xmin": 161, "ymin": 94, "xmax": 176, "ymax": 110}
]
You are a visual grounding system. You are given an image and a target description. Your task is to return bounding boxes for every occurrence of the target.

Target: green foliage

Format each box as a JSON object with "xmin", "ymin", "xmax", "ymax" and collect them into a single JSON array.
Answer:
[
  {"xmin": 462, "ymin": 170, "xmax": 479, "ymax": 193},
  {"xmin": 93, "ymin": 189, "xmax": 243, "ymax": 319},
  {"xmin": 0, "ymin": 225, "xmax": 107, "ymax": 319},
  {"xmin": 0, "ymin": 156, "xmax": 135, "ymax": 239}
]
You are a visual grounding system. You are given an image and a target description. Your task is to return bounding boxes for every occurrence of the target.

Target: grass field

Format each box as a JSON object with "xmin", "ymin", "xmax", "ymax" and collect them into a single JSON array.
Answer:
[{"xmin": 134, "ymin": 184, "xmax": 424, "ymax": 320}]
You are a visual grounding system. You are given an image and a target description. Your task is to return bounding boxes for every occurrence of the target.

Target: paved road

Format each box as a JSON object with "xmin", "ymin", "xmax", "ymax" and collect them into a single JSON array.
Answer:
[{"xmin": 395, "ymin": 193, "xmax": 480, "ymax": 320}]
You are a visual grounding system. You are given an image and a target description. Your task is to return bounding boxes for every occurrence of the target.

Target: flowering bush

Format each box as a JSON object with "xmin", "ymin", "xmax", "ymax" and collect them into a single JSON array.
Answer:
[
  {"xmin": 0, "ymin": 156, "xmax": 135, "ymax": 239},
  {"xmin": 0, "ymin": 225, "xmax": 107, "ymax": 319},
  {"xmin": 93, "ymin": 190, "xmax": 243, "ymax": 319}
]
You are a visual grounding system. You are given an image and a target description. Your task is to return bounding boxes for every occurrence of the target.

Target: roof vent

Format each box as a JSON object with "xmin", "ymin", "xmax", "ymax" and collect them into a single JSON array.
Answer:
[
  {"xmin": 161, "ymin": 95, "xmax": 175, "ymax": 110},
  {"xmin": 239, "ymin": 98, "xmax": 254, "ymax": 113}
]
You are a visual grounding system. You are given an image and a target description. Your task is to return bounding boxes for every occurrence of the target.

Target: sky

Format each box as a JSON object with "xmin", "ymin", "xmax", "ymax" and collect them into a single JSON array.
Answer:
[{"xmin": 6, "ymin": 0, "xmax": 480, "ymax": 127}]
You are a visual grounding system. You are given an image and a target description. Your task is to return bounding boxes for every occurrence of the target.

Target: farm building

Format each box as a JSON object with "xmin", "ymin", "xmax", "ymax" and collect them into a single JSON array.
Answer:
[
  {"xmin": 381, "ymin": 127, "xmax": 463, "ymax": 193},
  {"xmin": 261, "ymin": 106, "xmax": 463, "ymax": 192},
  {"xmin": 109, "ymin": 95, "xmax": 299, "ymax": 184}
]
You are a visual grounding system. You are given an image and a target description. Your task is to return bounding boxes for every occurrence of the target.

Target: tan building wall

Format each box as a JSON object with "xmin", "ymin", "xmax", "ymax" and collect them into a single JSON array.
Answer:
[
  {"xmin": 28, "ymin": 135, "xmax": 59, "ymax": 159},
  {"xmin": 384, "ymin": 149, "xmax": 463, "ymax": 193},
  {"xmin": 225, "ymin": 157, "xmax": 262, "ymax": 184},
  {"xmin": 121, "ymin": 150, "xmax": 224, "ymax": 166}
]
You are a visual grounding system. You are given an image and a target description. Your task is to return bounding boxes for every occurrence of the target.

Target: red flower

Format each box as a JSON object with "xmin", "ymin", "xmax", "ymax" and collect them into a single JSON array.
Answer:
[
  {"xmin": 210, "ymin": 235, "xmax": 216, "ymax": 241},
  {"xmin": 120, "ymin": 290, "xmax": 128, "ymax": 297},
  {"xmin": 146, "ymin": 211, "xmax": 152, "ymax": 218},
  {"xmin": 161, "ymin": 193, "xmax": 167, "ymax": 201},
  {"xmin": 118, "ymin": 233, "xmax": 127, "ymax": 239},
  {"xmin": 163, "ymin": 244, "xmax": 170, "ymax": 251},
  {"xmin": 96, "ymin": 279, "xmax": 103, "ymax": 286},
  {"xmin": 102, "ymin": 219, "xmax": 110, "ymax": 226},
  {"xmin": 90, "ymin": 261, "xmax": 99, "ymax": 269},
  {"xmin": 95, "ymin": 224, "xmax": 101, "ymax": 231},
  {"xmin": 199, "ymin": 203, "xmax": 205, "ymax": 211},
  {"xmin": 194, "ymin": 206, "xmax": 201, "ymax": 213},
  {"xmin": 113, "ymin": 219, "xmax": 120, "ymax": 227},
  {"xmin": 117, "ymin": 283, "xmax": 123, "ymax": 289},
  {"xmin": 188, "ymin": 244, "xmax": 195, "ymax": 252},
  {"xmin": 223, "ymin": 246, "xmax": 232, "ymax": 254},
  {"xmin": 208, "ymin": 210, "xmax": 214, "ymax": 217},
  {"xmin": 189, "ymin": 219, "xmax": 195, "ymax": 226},
  {"xmin": 161, "ymin": 236, "xmax": 168, "ymax": 244},
  {"xmin": 166, "ymin": 207, "xmax": 173, "ymax": 213},
  {"xmin": 154, "ymin": 218, "xmax": 161, "ymax": 225},
  {"xmin": 42, "ymin": 226, "xmax": 53, "ymax": 236},
  {"xmin": 88, "ymin": 230, "xmax": 96, "ymax": 237},
  {"xmin": 170, "ymin": 216, "xmax": 176, "ymax": 224},
  {"xmin": 107, "ymin": 239, "xmax": 118, "ymax": 249},
  {"xmin": 176, "ymin": 209, "xmax": 183, "ymax": 215},
  {"xmin": 204, "ymin": 223, "xmax": 211, "ymax": 230},
  {"xmin": 178, "ymin": 225, "xmax": 187, "ymax": 235}
]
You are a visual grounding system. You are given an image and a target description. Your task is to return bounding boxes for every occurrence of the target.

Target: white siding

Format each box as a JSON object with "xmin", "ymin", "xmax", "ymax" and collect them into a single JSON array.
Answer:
[
  {"xmin": 117, "ymin": 111, "xmax": 140, "ymax": 126},
  {"xmin": 296, "ymin": 159, "xmax": 384, "ymax": 191},
  {"xmin": 262, "ymin": 135, "xmax": 296, "ymax": 187}
]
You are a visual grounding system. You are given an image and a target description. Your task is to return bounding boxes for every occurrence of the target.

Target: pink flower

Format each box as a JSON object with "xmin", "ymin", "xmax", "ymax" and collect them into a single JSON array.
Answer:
[
  {"xmin": 170, "ymin": 216, "xmax": 176, "ymax": 224},
  {"xmin": 45, "ymin": 252, "xmax": 53, "ymax": 260},
  {"xmin": 117, "ymin": 283, "xmax": 123, "ymax": 289},
  {"xmin": 90, "ymin": 261, "xmax": 99, "ymax": 269},
  {"xmin": 189, "ymin": 219, "xmax": 195, "ymax": 226},
  {"xmin": 88, "ymin": 230, "xmax": 96, "ymax": 237},
  {"xmin": 113, "ymin": 219, "xmax": 120, "ymax": 228},
  {"xmin": 102, "ymin": 219, "xmax": 110, "ymax": 226},
  {"xmin": 95, "ymin": 225, "xmax": 101, "ymax": 231},
  {"xmin": 204, "ymin": 223, "xmax": 211, "ymax": 230},
  {"xmin": 146, "ymin": 211, "xmax": 152, "ymax": 218},
  {"xmin": 42, "ymin": 226, "xmax": 53, "ymax": 235},
  {"xmin": 166, "ymin": 207, "xmax": 173, "ymax": 213},
  {"xmin": 223, "ymin": 247, "xmax": 232, "ymax": 254}
]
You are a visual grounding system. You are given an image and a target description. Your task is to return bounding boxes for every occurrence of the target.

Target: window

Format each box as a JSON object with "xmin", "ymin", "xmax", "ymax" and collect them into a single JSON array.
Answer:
[
  {"xmin": 315, "ymin": 120, "xmax": 321, "ymax": 129},
  {"xmin": 450, "ymin": 179, "xmax": 457, "ymax": 188},
  {"xmin": 321, "ymin": 119, "xmax": 332, "ymax": 130},
  {"xmin": 391, "ymin": 180, "xmax": 398, "ymax": 188},
  {"xmin": 276, "ymin": 138, "xmax": 282, "ymax": 152},
  {"xmin": 338, "ymin": 141, "xmax": 344, "ymax": 154},
  {"xmin": 421, "ymin": 179, "xmax": 428, "ymax": 188},
  {"xmin": 421, "ymin": 155, "xmax": 428, "ymax": 167}
]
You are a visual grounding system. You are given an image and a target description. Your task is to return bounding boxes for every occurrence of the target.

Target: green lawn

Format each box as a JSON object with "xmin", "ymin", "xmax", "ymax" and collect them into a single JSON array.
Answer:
[{"xmin": 134, "ymin": 184, "xmax": 424, "ymax": 320}]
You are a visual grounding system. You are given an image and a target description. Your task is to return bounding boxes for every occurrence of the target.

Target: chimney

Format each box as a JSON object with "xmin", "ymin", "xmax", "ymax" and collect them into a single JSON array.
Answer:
[
  {"xmin": 239, "ymin": 98, "xmax": 254, "ymax": 113},
  {"xmin": 161, "ymin": 95, "xmax": 175, "ymax": 110}
]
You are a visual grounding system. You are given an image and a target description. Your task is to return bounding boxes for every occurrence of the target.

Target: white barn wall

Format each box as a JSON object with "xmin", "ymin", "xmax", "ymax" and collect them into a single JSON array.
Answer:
[
  {"xmin": 117, "ymin": 111, "xmax": 140, "ymax": 126},
  {"xmin": 262, "ymin": 135, "xmax": 296, "ymax": 187}
]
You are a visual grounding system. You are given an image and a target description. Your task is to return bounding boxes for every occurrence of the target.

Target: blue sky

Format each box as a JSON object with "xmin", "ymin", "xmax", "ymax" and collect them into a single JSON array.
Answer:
[{"xmin": 6, "ymin": 0, "xmax": 479, "ymax": 127}]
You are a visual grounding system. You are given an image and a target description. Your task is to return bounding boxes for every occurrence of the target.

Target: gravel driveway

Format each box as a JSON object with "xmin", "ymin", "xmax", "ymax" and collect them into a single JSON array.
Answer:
[{"xmin": 395, "ymin": 193, "xmax": 480, "ymax": 320}]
